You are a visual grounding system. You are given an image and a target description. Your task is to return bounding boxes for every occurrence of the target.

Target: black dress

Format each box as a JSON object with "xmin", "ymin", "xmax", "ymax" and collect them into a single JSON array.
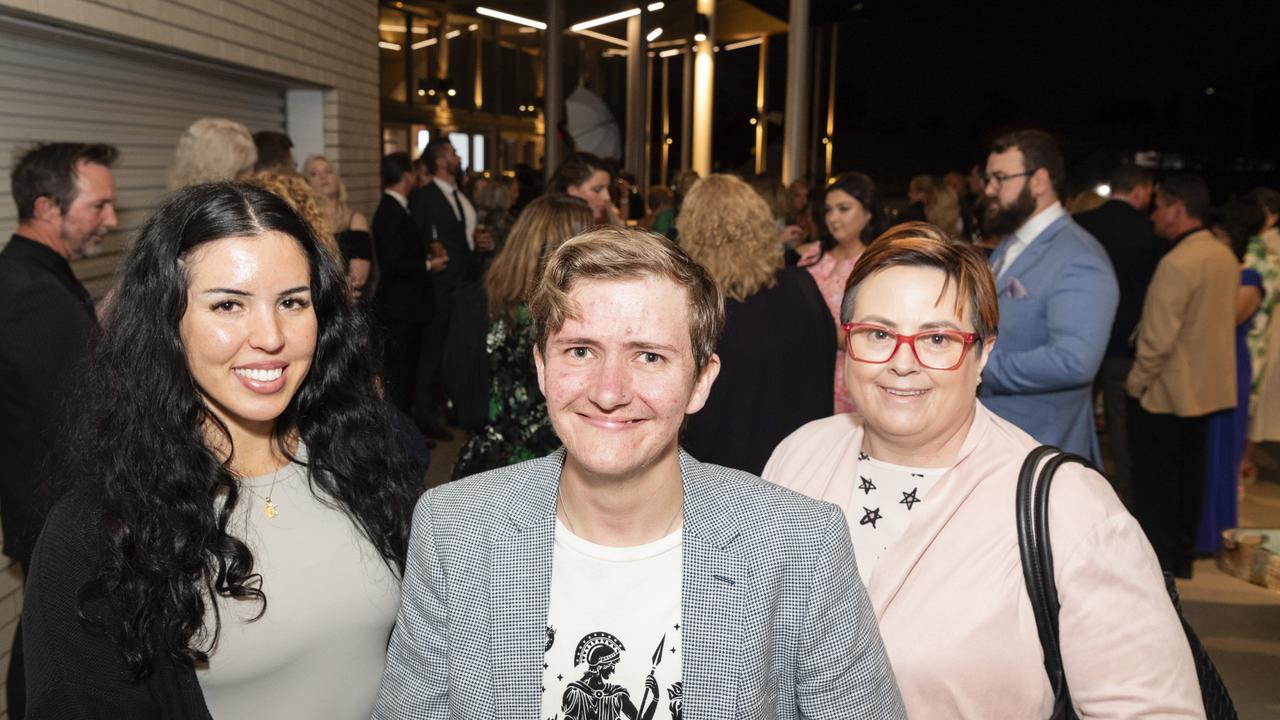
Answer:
[{"xmin": 682, "ymin": 267, "xmax": 836, "ymax": 475}]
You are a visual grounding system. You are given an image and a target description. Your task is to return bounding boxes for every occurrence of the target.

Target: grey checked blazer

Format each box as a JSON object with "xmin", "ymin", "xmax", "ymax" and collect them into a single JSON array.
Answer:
[{"xmin": 373, "ymin": 449, "xmax": 905, "ymax": 719}]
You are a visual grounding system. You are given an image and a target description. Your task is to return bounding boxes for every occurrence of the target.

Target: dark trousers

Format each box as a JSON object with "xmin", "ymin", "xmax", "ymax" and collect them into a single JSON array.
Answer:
[
  {"xmin": 8, "ymin": 562, "xmax": 25, "ymax": 720},
  {"xmin": 413, "ymin": 284, "xmax": 454, "ymax": 428},
  {"xmin": 1127, "ymin": 396, "xmax": 1208, "ymax": 577},
  {"xmin": 1096, "ymin": 355, "xmax": 1135, "ymax": 507},
  {"xmin": 377, "ymin": 318, "xmax": 423, "ymax": 414}
]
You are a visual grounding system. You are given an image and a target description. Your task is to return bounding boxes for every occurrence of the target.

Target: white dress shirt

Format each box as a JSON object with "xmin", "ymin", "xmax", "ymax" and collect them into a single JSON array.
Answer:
[
  {"xmin": 995, "ymin": 201, "xmax": 1066, "ymax": 279},
  {"xmin": 431, "ymin": 176, "xmax": 476, "ymax": 250}
]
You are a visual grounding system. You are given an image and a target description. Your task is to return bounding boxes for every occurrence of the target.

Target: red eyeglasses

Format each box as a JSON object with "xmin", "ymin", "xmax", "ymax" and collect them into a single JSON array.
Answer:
[{"xmin": 842, "ymin": 322, "xmax": 980, "ymax": 371}]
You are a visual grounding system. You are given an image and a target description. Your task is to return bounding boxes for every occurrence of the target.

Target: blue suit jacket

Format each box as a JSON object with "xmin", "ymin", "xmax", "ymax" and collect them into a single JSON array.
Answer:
[
  {"xmin": 374, "ymin": 449, "xmax": 905, "ymax": 719},
  {"xmin": 980, "ymin": 214, "xmax": 1119, "ymax": 465}
]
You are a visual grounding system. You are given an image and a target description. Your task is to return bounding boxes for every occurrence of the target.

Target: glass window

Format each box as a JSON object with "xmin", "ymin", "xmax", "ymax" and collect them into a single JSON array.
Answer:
[
  {"xmin": 472, "ymin": 134, "xmax": 485, "ymax": 172},
  {"xmin": 449, "ymin": 132, "xmax": 471, "ymax": 172}
]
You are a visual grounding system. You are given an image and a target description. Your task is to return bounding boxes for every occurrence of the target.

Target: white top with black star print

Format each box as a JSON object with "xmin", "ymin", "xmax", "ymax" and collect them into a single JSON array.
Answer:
[
  {"xmin": 540, "ymin": 520, "xmax": 684, "ymax": 720},
  {"xmin": 849, "ymin": 454, "xmax": 946, "ymax": 586}
]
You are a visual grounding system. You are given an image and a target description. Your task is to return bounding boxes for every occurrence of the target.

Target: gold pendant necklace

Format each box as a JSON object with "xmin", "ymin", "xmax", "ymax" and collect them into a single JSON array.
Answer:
[{"xmin": 243, "ymin": 464, "xmax": 282, "ymax": 519}]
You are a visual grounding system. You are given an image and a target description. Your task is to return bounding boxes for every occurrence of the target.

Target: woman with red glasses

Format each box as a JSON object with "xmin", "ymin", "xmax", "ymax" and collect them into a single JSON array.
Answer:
[{"xmin": 763, "ymin": 222, "xmax": 1202, "ymax": 718}]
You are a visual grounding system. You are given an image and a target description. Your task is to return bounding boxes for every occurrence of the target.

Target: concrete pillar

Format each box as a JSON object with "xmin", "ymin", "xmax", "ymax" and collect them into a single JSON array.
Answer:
[
  {"xmin": 824, "ymin": 25, "xmax": 837, "ymax": 178},
  {"xmin": 625, "ymin": 14, "xmax": 648, "ymax": 175},
  {"xmin": 680, "ymin": 46, "xmax": 692, "ymax": 172},
  {"xmin": 691, "ymin": 0, "xmax": 715, "ymax": 176},
  {"xmin": 543, "ymin": 0, "xmax": 565, "ymax": 180},
  {"xmin": 782, "ymin": 0, "xmax": 809, "ymax": 186},
  {"xmin": 660, "ymin": 55, "xmax": 671, "ymax": 186}
]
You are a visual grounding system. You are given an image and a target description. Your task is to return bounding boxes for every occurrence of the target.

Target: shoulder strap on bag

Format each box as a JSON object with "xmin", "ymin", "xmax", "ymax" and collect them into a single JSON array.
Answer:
[{"xmin": 1016, "ymin": 444, "xmax": 1090, "ymax": 720}]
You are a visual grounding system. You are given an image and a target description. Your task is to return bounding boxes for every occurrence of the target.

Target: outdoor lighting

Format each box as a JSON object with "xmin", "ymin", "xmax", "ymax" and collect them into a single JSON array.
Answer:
[
  {"xmin": 446, "ymin": 30, "xmax": 462, "ymax": 39},
  {"xmin": 693, "ymin": 12, "xmax": 709, "ymax": 43},
  {"xmin": 658, "ymin": 48, "xmax": 681, "ymax": 58},
  {"xmin": 468, "ymin": 23, "xmax": 480, "ymax": 31},
  {"xmin": 476, "ymin": 6, "xmax": 547, "ymax": 30},
  {"xmin": 571, "ymin": 9, "xmax": 640, "ymax": 32},
  {"xmin": 1096, "ymin": 183, "xmax": 1111, "ymax": 197},
  {"xmin": 724, "ymin": 37, "xmax": 763, "ymax": 51},
  {"xmin": 518, "ymin": 26, "xmax": 536, "ymax": 33},
  {"xmin": 574, "ymin": 28, "xmax": 629, "ymax": 47},
  {"xmin": 749, "ymin": 117, "xmax": 757, "ymax": 125},
  {"xmin": 822, "ymin": 137, "xmax": 830, "ymax": 145},
  {"xmin": 418, "ymin": 89, "xmax": 426, "ymax": 96},
  {"xmin": 411, "ymin": 38, "xmax": 438, "ymax": 50},
  {"xmin": 665, "ymin": 138, "xmax": 673, "ymax": 145},
  {"xmin": 428, "ymin": 89, "xmax": 437, "ymax": 96},
  {"xmin": 447, "ymin": 88, "xmax": 457, "ymax": 96},
  {"xmin": 647, "ymin": 27, "xmax": 663, "ymax": 42},
  {"xmin": 378, "ymin": 41, "xmax": 402, "ymax": 51},
  {"xmin": 647, "ymin": 2, "xmax": 665, "ymax": 10}
]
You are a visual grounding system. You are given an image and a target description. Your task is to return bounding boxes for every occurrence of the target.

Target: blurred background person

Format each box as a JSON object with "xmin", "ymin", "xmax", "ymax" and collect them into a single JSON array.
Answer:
[
  {"xmin": 638, "ymin": 184, "xmax": 673, "ymax": 230},
  {"xmin": 473, "ymin": 179, "xmax": 515, "ymax": 259},
  {"xmin": 451, "ymin": 194, "xmax": 594, "ymax": 479},
  {"xmin": 750, "ymin": 173, "xmax": 806, "ymax": 252},
  {"xmin": 1067, "ymin": 189, "xmax": 1107, "ymax": 214},
  {"xmin": 167, "ymin": 117, "xmax": 256, "ymax": 190},
  {"xmin": 22, "ymin": 183, "xmax": 421, "ymax": 718},
  {"xmin": 1199, "ymin": 199, "xmax": 1264, "ymax": 556},
  {"xmin": 651, "ymin": 169, "xmax": 699, "ymax": 238},
  {"xmin": 252, "ymin": 130, "xmax": 295, "ymax": 173},
  {"xmin": 547, "ymin": 151, "xmax": 615, "ymax": 225},
  {"xmin": 247, "ymin": 170, "xmax": 340, "ymax": 259},
  {"xmin": 900, "ymin": 174, "xmax": 934, "ymax": 222},
  {"xmin": 616, "ymin": 170, "xmax": 644, "ymax": 223},
  {"xmin": 304, "ymin": 155, "xmax": 373, "ymax": 302},
  {"xmin": 923, "ymin": 181, "xmax": 963, "ymax": 239},
  {"xmin": 677, "ymin": 174, "xmax": 835, "ymax": 475},
  {"xmin": 807, "ymin": 171, "xmax": 886, "ymax": 414},
  {"xmin": 787, "ymin": 177, "xmax": 816, "ymax": 245},
  {"xmin": 1244, "ymin": 187, "xmax": 1280, "ymax": 481}
]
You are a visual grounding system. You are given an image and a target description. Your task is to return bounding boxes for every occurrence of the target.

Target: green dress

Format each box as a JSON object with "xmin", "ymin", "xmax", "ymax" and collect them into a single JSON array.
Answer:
[
  {"xmin": 1244, "ymin": 227, "xmax": 1280, "ymax": 405},
  {"xmin": 451, "ymin": 305, "xmax": 559, "ymax": 479}
]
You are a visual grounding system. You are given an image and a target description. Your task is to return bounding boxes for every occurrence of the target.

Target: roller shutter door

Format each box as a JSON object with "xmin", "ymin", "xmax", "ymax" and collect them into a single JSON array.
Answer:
[{"xmin": 0, "ymin": 16, "xmax": 288, "ymax": 297}]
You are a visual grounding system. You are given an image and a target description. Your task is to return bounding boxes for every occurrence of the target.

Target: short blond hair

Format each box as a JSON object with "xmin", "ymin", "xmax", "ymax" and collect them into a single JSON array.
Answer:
[
  {"xmin": 168, "ymin": 118, "xmax": 257, "ymax": 190},
  {"xmin": 530, "ymin": 226, "xmax": 724, "ymax": 374},
  {"xmin": 677, "ymin": 174, "xmax": 783, "ymax": 302}
]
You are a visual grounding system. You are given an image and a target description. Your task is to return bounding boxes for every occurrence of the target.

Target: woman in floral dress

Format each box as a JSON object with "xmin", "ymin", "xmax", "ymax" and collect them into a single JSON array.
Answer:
[
  {"xmin": 452, "ymin": 195, "xmax": 594, "ymax": 478},
  {"xmin": 804, "ymin": 172, "xmax": 886, "ymax": 414}
]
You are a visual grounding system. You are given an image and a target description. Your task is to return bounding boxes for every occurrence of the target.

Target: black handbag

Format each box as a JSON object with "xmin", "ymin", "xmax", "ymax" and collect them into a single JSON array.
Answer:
[{"xmin": 1016, "ymin": 445, "xmax": 1238, "ymax": 720}]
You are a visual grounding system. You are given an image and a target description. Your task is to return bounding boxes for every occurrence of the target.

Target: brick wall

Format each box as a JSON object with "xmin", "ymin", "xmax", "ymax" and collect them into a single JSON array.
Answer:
[{"xmin": 0, "ymin": 1, "xmax": 379, "ymax": 714}]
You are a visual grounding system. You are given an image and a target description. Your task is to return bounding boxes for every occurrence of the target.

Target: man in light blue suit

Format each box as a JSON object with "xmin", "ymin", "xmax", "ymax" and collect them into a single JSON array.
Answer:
[
  {"xmin": 978, "ymin": 130, "xmax": 1119, "ymax": 466},
  {"xmin": 374, "ymin": 227, "xmax": 905, "ymax": 719}
]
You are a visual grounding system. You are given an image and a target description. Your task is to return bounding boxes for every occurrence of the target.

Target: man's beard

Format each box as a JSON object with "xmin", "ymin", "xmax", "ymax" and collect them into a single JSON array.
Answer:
[{"xmin": 981, "ymin": 184, "xmax": 1036, "ymax": 237}]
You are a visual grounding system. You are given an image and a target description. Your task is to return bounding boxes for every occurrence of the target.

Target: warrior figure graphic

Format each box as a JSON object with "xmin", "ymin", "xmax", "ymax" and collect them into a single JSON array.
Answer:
[{"xmin": 561, "ymin": 632, "xmax": 657, "ymax": 720}]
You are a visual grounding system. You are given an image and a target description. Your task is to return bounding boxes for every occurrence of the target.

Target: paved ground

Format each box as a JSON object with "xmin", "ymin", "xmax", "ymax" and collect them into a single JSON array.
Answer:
[{"xmin": 428, "ymin": 428, "xmax": 1280, "ymax": 716}]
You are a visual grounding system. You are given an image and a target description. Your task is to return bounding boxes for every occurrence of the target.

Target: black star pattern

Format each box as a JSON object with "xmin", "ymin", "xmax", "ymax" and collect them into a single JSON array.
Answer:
[
  {"xmin": 670, "ymin": 646, "xmax": 677, "ymax": 654},
  {"xmin": 858, "ymin": 476, "xmax": 876, "ymax": 494},
  {"xmin": 674, "ymin": 623, "xmax": 680, "ymax": 630},
  {"xmin": 858, "ymin": 451, "xmax": 870, "ymax": 461},
  {"xmin": 910, "ymin": 472, "xmax": 924, "ymax": 478},
  {"xmin": 900, "ymin": 487, "xmax": 921, "ymax": 510},
  {"xmin": 860, "ymin": 506, "xmax": 882, "ymax": 528},
  {"xmin": 557, "ymin": 674, "xmax": 564, "ymax": 681}
]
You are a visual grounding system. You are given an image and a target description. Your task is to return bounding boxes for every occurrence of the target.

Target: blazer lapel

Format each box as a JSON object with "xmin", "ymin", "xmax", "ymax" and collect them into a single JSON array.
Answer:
[
  {"xmin": 998, "ymin": 215, "xmax": 1072, "ymax": 293},
  {"xmin": 866, "ymin": 407, "xmax": 1000, "ymax": 616},
  {"xmin": 679, "ymin": 452, "xmax": 748, "ymax": 718},
  {"xmin": 490, "ymin": 451, "xmax": 563, "ymax": 718}
]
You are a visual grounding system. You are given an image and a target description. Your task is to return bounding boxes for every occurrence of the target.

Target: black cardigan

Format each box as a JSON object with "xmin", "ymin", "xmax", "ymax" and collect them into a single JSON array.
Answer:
[{"xmin": 23, "ymin": 490, "xmax": 212, "ymax": 719}]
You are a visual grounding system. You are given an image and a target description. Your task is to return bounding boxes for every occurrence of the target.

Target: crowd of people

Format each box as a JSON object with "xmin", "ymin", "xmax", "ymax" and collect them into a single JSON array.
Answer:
[{"xmin": 0, "ymin": 116, "xmax": 1262, "ymax": 718}]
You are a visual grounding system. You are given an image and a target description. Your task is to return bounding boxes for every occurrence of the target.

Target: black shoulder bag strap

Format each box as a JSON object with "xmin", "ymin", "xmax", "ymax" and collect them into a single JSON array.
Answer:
[
  {"xmin": 1017, "ymin": 445, "xmax": 1238, "ymax": 720},
  {"xmin": 1016, "ymin": 444, "xmax": 1089, "ymax": 720}
]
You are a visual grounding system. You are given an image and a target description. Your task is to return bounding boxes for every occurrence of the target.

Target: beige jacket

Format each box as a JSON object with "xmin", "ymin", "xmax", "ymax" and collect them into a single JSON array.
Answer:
[
  {"xmin": 763, "ymin": 405, "xmax": 1203, "ymax": 719},
  {"xmin": 1126, "ymin": 229, "xmax": 1238, "ymax": 416}
]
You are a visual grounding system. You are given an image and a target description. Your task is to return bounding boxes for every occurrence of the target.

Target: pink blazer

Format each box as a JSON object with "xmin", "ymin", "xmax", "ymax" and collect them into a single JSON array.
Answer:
[{"xmin": 763, "ymin": 403, "xmax": 1203, "ymax": 719}]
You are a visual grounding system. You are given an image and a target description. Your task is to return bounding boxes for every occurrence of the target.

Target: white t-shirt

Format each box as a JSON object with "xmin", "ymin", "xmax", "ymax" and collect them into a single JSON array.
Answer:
[
  {"xmin": 540, "ymin": 520, "xmax": 684, "ymax": 720},
  {"xmin": 849, "ymin": 454, "xmax": 946, "ymax": 585}
]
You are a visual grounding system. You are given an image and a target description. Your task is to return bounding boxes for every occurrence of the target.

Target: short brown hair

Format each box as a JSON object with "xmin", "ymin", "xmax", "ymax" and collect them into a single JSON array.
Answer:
[
  {"xmin": 530, "ymin": 226, "xmax": 724, "ymax": 374},
  {"xmin": 841, "ymin": 222, "xmax": 999, "ymax": 345},
  {"xmin": 990, "ymin": 129, "xmax": 1065, "ymax": 199}
]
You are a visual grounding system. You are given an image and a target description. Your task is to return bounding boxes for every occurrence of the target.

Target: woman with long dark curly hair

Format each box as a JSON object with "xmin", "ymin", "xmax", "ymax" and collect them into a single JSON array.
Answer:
[{"xmin": 22, "ymin": 183, "xmax": 422, "ymax": 718}]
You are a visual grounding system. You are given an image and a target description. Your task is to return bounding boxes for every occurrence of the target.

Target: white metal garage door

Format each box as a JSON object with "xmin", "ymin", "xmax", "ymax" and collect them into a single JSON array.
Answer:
[{"xmin": 0, "ymin": 15, "xmax": 288, "ymax": 297}]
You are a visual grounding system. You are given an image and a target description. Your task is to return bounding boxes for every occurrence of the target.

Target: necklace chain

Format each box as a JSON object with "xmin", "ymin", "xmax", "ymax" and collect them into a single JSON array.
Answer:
[{"xmin": 558, "ymin": 488, "xmax": 682, "ymax": 540}]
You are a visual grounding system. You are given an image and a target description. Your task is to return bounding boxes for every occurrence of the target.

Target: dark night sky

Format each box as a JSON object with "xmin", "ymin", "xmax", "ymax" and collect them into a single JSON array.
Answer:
[{"xmin": 703, "ymin": 0, "xmax": 1280, "ymax": 197}]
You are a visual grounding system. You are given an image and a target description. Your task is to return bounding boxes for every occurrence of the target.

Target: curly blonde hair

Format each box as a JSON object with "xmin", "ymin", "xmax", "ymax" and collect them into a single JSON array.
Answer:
[
  {"xmin": 245, "ymin": 171, "xmax": 340, "ymax": 259},
  {"xmin": 676, "ymin": 174, "xmax": 783, "ymax": 302},
  {"xmin": 168, "ymin": 118, "xmax": 257, "ymax": 190}
]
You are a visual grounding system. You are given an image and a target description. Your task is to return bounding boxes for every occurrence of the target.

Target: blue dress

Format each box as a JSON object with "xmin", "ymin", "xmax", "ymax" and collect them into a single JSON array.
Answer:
[{"xmin": 1198, "ymin": 267, "xmax": 1263, "ymax": 554}]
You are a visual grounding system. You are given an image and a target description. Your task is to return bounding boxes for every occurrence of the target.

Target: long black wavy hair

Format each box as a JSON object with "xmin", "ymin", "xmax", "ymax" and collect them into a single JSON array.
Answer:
[{"xmin": 67, "ymin": 183, "xmax": 420, "ymax": 679}]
